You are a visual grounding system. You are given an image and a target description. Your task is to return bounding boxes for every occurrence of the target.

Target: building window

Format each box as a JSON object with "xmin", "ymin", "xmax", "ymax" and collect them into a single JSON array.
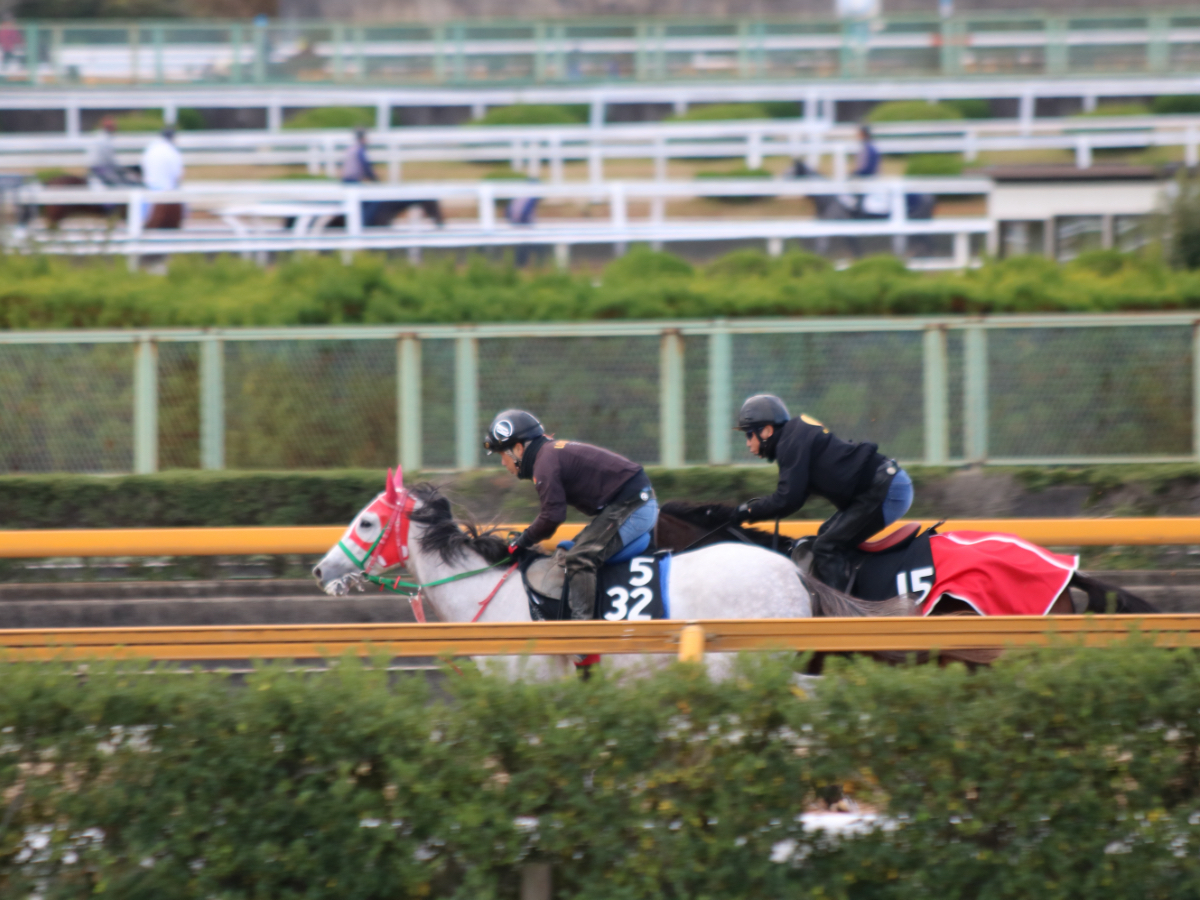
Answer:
[
  {"xmin": 1114, "ymin": 215, "xmax": 1149, "ymax": 252},
  {"xmin": 1055, "ymin": 216, "xmax": 1104, "ymax": 261},
  {"xmin": 999, "ymin": 220, "xmax": 1046, "ymax": 258}
]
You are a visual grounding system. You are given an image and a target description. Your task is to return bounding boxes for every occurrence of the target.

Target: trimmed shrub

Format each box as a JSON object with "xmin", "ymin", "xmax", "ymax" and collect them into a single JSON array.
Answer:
[
  {"xmin": 1072, "ymin": 101, "xmax": 1152, "ymax": 118},
  {"xmin": 866, "ymin": 100, "xmax": 963, "ymax": 123},
  {"xmin": 3, "ymin": 647, "xmax": 1200, "ymax": 898},
  {"xmin": 108, "ymin": 108, "xmax": 203, "ymax": 132},
  {"xmin": 474, "ymin": 105, "xmax": 589, "ymax": 127},
  {"xmin": 282, "ymin": 106, "xmax": 375, "ymax": 130},
  {"xmin": 3, "ymin": 464, "xmax": 1199, "ymax": 528},
  {"xmin": 175, "ymin": 108, "xmax": 205, "ymax": 130},
  {"xmin": 695, "ymin": 165, "xmax": 774, "ymax": 202},
  {"xmin": 669, "ymin": 101, "xmax": 801, "ymax": 121},
  {"xmin": 1153, "ymin": 94, "xmax": 1200, "ymax": 115},
  {"xmin": 945, "ymin": 98, "xmax": 992, "ymax": 119},
  {"xmin": 111, "ymin": 110, "xmax": 170, "ymax": 132},
  {"xmin": 904, "ymin": 153, "xmax": 964, "ymax": 176},
  {"xmin": 4, "ymin": 250, "xmax": 1200, "ymax": 331},
  {"xmin": 1164, "ymin": 171, "xmax": 1200, "ymax": 271}
]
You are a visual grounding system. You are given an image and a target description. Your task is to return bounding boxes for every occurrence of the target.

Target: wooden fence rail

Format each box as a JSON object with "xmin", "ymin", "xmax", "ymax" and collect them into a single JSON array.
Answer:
[
  {"xmin": 2, "ymin": 518, "xmax": 1200, "ymax": 558},
  {"xmin": 2, "ymin": 616, "xmax": 1199, "ymax": 663}
]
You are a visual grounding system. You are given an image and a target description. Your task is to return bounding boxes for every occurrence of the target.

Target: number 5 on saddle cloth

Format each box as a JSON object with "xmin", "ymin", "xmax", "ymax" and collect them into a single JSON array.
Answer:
[{"xmin": 519, "ymin": 534, "xmax": 672, "ymax": 622}]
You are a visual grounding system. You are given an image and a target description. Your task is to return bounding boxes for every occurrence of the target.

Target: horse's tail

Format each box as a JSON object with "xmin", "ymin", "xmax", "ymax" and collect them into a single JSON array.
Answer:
[
  {"xmin": 799, "ymin": 571, "xmax": 916, "ymax": 618},
  {"xmin": 798, "ymin": 573, "xmax": 1001, "ymax": 667},
  {"xmin": 1070, "ymin": 572, "xmax": 1160, "ymax": 615}
]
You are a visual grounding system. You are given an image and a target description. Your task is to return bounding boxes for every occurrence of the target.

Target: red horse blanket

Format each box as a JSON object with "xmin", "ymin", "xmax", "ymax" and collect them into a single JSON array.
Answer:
[{"xmin": 918, "ymin": 531, "xmax": 1078, "ymax": 617}]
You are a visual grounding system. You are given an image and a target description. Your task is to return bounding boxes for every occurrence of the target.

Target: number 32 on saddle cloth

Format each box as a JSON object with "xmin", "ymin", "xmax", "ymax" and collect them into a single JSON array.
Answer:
[
  {"xmin": 520, "ymin": 551, "xmax": 672, "ymax": 621},
  {"xmin": 853, "ymin": 529, "xmax": 1078, "ymax": 617}
]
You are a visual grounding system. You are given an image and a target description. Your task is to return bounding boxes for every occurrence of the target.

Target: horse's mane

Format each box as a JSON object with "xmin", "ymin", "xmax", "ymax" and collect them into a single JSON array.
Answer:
[
  {"xmin": 409, "ymin": 484, "xmax": 511, "ymax": 565},
  {"xmin": 658, "ymin": 500, "xmax": 780, "ymax": 550}
]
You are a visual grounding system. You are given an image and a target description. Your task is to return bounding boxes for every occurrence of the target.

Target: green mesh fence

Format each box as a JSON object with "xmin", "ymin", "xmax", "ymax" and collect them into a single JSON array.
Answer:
[{"xmin": 0, "ymin": 322, "xmax": 1195, "ymax": 472}]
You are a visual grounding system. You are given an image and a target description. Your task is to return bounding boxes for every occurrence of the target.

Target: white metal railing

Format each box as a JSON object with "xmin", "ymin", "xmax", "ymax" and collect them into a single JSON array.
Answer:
[
  {"xmin": 7, "ymin": 176, "xmax": 991, "ymax": 268},
  {"xmin": 5, "ymin": 75, "xmax": 1200, "ymax": 141},
  {"xmin": 2, "ymin": 115, "xmax": 1198, "ymax": 179}
]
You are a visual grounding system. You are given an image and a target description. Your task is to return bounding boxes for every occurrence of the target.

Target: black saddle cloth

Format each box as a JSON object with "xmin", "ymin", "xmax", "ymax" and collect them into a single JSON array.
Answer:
[{"xmin": 519, "ymin": 549, "xmax": 670, "ymax": 622}]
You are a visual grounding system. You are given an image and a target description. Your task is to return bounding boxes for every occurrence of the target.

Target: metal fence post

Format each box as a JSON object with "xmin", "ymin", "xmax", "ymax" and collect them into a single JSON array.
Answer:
[
  {"xmin": 199, "ymin": 335, "xmax": 225, "ymax": 470},
  {"xmin": 660, "ymin": 330, "xmax": 685, "ymax": 468},
  {"xmin": 25, "ymin": 24, "xmax": 38, "ymax": 85},
  {"xmin": 1193, "ymin": 322, "xmax": 1200, "ymax": 463},
  {"xmin": 963, "ymin": 325, "xmax": 988, "ymax": 463},
  {"xmin": 133, "ymin": 336, "xmax": 158, "ymax": 474},
  {"xmin": 455, "ymin": 334, "xmax": 479, "ymax": 470},
  {"xmin": 922, "ymin": 326, "xmax": 949, "ymax": 466},
  {"xmin": 707, "ymin": 324, "xmax": 732, "ymax": 464},
  {"xmin": 253, "ymin": 21, "xmax": 267, "ymax": 84},
  {"xmin": 398, "ymin": 334, "xmax": 422, "ymax": 472}
]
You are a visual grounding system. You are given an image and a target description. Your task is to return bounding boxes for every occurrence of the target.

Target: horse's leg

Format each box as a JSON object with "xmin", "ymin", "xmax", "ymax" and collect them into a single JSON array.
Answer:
[{"xmin": 1047, "ymin": 591, "xmax": 1076, "ymax": 616}]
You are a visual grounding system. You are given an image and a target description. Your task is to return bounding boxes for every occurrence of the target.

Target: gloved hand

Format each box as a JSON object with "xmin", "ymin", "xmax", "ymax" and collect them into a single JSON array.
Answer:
[
  {"xmin": 734, "ymin": 502, "xmax": 753, "ymax": 523},
  {"xmin": 506, "ymin": 532, "xmax": 525, "ymax": 556}
]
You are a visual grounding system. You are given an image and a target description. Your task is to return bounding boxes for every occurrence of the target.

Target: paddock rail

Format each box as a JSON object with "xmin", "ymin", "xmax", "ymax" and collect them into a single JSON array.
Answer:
[
  {"xmin": 2, "ymin": 115, "xmax": 1197, "ymax": 178},
  {"xmin": 0, "ymin": 616, "xmax": 1197, "ymax": 663},
  {"xmin": 3, "ymin": 518, "xmax": 1200, "ymax": 558}
]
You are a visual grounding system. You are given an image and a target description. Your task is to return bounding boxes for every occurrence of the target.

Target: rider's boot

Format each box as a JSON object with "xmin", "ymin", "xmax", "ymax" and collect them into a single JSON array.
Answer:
[
  {"xmin": 790, "ymin": 536, "xmax": 816, "ymax": 576},
  {"xmin": 811, "ymin": 542, "xmax": 853, "ymax": 592},
  {"xmin": 566, "ymin": 569, "xmax": 598, "ymax": 620}
]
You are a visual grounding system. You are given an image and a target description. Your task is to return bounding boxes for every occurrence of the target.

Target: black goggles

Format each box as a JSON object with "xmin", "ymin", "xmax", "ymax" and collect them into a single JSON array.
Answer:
[{"xmin": 744, "ymin": 428, "xmax": 758, "ymax": 440}]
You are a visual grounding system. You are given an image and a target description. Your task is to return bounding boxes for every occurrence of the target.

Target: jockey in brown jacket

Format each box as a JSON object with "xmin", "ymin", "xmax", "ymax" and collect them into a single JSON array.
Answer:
[{"xmin": 485, "ymin": 409, "xmax": 657, "ymax": 620}]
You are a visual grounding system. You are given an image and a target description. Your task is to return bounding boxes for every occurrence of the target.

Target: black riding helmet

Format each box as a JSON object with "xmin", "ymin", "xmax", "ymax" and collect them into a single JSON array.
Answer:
[
  {"xmin": 735, "ymin": 394, "xmax": 791, "ymax": 431},
  {"xmin": 484, "ymin": 409, "xmax": 545, "ymax": 454}
]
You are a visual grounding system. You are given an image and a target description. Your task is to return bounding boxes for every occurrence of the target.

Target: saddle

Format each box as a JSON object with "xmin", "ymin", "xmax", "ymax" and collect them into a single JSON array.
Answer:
[
  {"xmin": 857, "ymin": 522, "xmax": 921, "ymax": 553},
  {"xmin": 521, "ymin": 532, "xmax": 669, "ymax": 622}
]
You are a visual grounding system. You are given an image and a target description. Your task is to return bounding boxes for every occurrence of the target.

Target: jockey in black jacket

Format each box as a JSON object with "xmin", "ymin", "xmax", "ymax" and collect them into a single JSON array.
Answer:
[
  {"xmin": 485, "ymin": 409, "xmax": 658, "ymax": 620},
  {"xmin": 733, "ymin": 394, "xmax": 913, "ymax": 591}
]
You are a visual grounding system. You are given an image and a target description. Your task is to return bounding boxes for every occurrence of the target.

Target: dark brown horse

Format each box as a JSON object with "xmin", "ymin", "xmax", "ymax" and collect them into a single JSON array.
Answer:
[
  {"xmin": 654, "ymin": 500, "xmax": 1157, "ymax": 619},
  {"xmin": 32, "ymin": 171, "xmax": 181, "ymax": 231}
]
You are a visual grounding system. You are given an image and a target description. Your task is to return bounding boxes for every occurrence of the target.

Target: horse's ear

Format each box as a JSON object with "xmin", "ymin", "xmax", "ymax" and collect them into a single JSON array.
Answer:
[
  {"xmin": 385, "ymin": 467, "xmax": 397, "ymax": 504},
  {"xmin": 393, "ymin": 465, "xmax": 404, "ymax": 491}
]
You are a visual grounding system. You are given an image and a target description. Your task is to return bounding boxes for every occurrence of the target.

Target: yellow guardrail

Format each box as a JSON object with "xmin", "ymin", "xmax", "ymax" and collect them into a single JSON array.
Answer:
[
  {"xmin": 1, "ymin": 518, "xmax": 1199, "ymax": 558},
  {"xmin": 1, "ymin": 616, "xmax": 1197, "ymax": 662}
]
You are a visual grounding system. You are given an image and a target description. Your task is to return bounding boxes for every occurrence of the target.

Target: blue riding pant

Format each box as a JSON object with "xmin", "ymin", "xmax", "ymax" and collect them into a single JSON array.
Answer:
[
  {"xmin": 618, "ymin": 497, "xmax": 659, "ymax": 547},
  {"xmin": 881, "ymin": 468, "xmax": 913, "ymax": 526}
]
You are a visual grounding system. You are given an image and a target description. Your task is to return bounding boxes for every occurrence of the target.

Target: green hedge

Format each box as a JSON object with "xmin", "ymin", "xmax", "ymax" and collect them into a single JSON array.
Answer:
[
  {"xmin": 0, "ymin": 468, "xmax": 808, "ymax": 528},
  {"xmin": 4, "ymin": 465, "xmax": 1200, "ymax": 529},
  {"xmin": 3, "ymin": 646, "xmax": 1199, "ymax": 898},
  {"xmin": 282, "ymin": 106, "xmax": 375, "ymax": 130},
  {"xmin": 668, "ymin": 101, "xmax": 801, "ymax": 121},
  {"xmin": 474, "ymin": 105, "xmax": 589, "ymax": 127},
  {"xmin": 1154, "ymin": 95, "xmax": 1200, "ymax": 115},
  {"xmin": 867, "ymin": 100, "xmax": 964, "ymax": 123},
  {"xmin": 5, "ymin": 248, "xmax": 1200, "ymax": 330},
  {"xmin": 904, "ymin": 153, "xmax": 964, "ymax": 176}
]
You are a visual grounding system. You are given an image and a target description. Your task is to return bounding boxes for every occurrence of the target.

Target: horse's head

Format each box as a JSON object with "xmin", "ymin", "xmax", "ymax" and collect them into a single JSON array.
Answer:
[{"xmin": 312, "ymin": 467, "xmax": 415, "ymax": 595}]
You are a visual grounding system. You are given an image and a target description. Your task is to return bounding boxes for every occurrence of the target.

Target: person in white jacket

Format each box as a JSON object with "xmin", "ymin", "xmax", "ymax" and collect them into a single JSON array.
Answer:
[{"xmin": 140, "ymin": 126, "xmax": 185, "ymax": 228}]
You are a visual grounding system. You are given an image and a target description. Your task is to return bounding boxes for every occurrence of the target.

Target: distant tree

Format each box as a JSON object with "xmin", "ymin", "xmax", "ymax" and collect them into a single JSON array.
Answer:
[{"xmin": 1164, "ymin": 172, "xmax": 1200, "ymax": 271}]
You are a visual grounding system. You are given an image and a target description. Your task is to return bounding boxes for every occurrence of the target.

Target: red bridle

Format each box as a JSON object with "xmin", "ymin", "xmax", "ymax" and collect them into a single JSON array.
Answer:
[{"xmin": 340, "ymin": 467, "xmax": 517, "ymax": 626}]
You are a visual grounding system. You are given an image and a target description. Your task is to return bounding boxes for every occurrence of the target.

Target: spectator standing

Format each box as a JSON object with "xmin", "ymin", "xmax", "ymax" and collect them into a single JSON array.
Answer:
[
  {"xmin": 853, "ymin": 125, "xmax": 881, "ymax": 176},
  {"xmin": 140, "ymin": 126, "xmax": 184, "ymax": 229},
  {"xmin": 340, "ymin": 128, "xmax": 443, "ymax": 229},
  {"xmin": 87, "ymin": 117, "xmax": 133, "ymax": 186},
  {"xmin": 506, "ymin": 178, "xmax": 540, "ymax": 267},
  {"xmin": 0, "ymin": 15, "xmax": 23, "ymax": 74},
  {"xmin": 852, "ymin": 124, "xmax": 889, "ymax": 218},
  {"xmin": 340, "ymin": 127, "xmax": 382, "ymax": 227}
]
